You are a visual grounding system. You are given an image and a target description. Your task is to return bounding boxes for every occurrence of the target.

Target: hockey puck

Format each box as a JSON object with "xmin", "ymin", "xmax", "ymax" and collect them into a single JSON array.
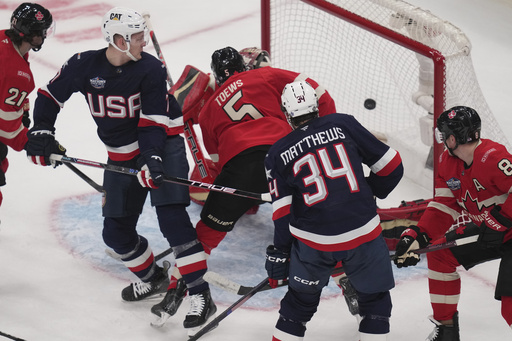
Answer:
[{"xmin": 364, "ymin": 98, "xmax": 376, "ymax": 110}]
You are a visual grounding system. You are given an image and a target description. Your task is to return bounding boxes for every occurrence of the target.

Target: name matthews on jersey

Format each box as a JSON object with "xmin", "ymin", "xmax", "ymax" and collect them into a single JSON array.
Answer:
[{"xmin": 280, "ymin": 126, "xmax": 346, "ymax": 165}]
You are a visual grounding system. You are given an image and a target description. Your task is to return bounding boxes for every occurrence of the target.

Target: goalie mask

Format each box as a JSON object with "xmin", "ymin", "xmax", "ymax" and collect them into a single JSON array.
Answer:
[
  {"xmin": 435, "ymin": 106, "xmax": 481, "ymax": 152},
  {"xmin": 10, "ymin": 3, "xmax": 53, "ymax": 51},
  {"xmin": 101, "ymin": 7, "xmax": 149, "ymax": 61},
  {"xmin": 239, "ymin": 47, "xmax": 271, "ymax": 70},
  {"xmin": 281, "ymin": 81, "xmax": 319, "ymax": 129},
  {"xmin": 210, "ymin": 46, "xmax": 246, "ymax": 86}
]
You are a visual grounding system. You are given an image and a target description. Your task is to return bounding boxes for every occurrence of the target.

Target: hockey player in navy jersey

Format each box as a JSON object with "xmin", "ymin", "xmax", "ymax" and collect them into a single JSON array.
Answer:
[
  {"xmin": 25, "ymin": 7, "xmax": 214, "ymax": 332},
  {"xmin": 264, "ymin": 81, "xmax": 403, "ymax": 341}
]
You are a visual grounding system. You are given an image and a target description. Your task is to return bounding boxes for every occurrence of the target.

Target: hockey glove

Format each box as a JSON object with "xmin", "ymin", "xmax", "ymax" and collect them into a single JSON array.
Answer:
[
  {"xmin": 445, "ymin": 222, "xmax": 480, "ymax": 242},
  {"xmin": 394, "ymin": 225, "xmax": 430, "ymax": 268},
  {"xmin": 25, "ymin": 125, "xmax": 66, "ymax": 167},
  {"xmin": 137, "ymin": 152, "xmax": 164, "ymax": 189},
  {"xmin": 265, "ymin": 245, "xmax": 290, "ymax": 288},
  {"xmin": 22, "ymin": 111, "xmax": 31, "ymax": 128},
  {"xmin": 478, "ymin": 206, "xmax": 512, "ymax": 249}
]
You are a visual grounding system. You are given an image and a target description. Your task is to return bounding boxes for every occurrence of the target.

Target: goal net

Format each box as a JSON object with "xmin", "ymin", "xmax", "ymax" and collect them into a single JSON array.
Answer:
[{"xmin": 261, "ymin": 0, "xmax": 510, "ymax": 195}]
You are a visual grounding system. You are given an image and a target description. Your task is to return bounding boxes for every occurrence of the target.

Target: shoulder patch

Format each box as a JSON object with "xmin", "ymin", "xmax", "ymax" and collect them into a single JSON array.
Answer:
[
  {"xmin": 90, "ymin": 77, "xmax": 106, "ymax": 89},
  {"xmin": 446, "ymin": 177, "xmax": 461, "ymax": 191}
]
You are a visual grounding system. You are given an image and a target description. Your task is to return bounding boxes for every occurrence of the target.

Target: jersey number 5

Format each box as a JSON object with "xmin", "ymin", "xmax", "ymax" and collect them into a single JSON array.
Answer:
[
  {"xmin": 294, "ymin": 143, "xmax": 359, "ymax": 206},
  {"xmin": 223, "ymin": 90, "xmax": 263, "ymax": 121}
]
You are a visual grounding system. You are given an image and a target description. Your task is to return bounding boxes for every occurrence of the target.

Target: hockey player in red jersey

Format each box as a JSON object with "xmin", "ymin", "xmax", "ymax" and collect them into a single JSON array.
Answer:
[
  {"xmin": 25, "ymin": 7, "xmax": 214, "ymax": 334},
  {"xmin": 265, "ymin": 81, "xmax": 403, "ymax": 341},
  {"xmin": 0, "ymin": 3, "xmax": 53, "ymax": 207},
  {"xmin": 150, "ymin": 46, "xmax": 337, "ymax": 326},
  {"xmin": 394, "ymin": 106, "xmax": 512, "ymax": 340},
  {"xmin": 196, "ymin": 46, "xmax": 336, "ymax": 255}
]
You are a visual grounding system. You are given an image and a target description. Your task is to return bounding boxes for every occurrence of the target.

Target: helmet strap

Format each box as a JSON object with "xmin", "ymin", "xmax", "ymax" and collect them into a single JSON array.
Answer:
[
  {"xmin": 111, "ymin": 40, "xmax": 138, "ymax": 62},
  {"xmin": 444, "ymin": 140, "xmax": 459, "ymax": 156}
]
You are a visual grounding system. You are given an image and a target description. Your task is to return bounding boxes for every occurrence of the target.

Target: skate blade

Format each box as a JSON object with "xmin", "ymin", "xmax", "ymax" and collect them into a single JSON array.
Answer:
[
  {"xmin": 150, "ymin": 312, "xmax": 172, "ymax": 328},
  {"xmin": 186, "ymin": 313, "xmax": 218, "ymax": 337}
]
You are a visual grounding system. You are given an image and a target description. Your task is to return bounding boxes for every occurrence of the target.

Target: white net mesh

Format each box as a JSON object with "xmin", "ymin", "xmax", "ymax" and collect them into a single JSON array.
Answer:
[{"xmin": 265, "ymin": 0, "xmax": 510, "ymax": 191}]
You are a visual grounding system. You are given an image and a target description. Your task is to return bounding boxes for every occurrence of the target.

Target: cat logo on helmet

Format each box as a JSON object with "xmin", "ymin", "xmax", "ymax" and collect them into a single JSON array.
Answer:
[
  {"xmin": 110, "ymin": 13, "xmax": 122, "ymax": 21},
  {"xmin": 101, "ymin": 7, "xmax": 149, "ymax": 61}
]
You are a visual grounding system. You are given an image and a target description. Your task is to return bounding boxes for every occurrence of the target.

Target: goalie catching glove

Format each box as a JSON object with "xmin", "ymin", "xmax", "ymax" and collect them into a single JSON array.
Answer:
[
  {"xmin": 25, "ymin": 125, "xmax": 66, "ymax": 167},
  {"xmin": 265, "ymin": 245, "xmax": 290, "ymax": 288},
  {"xmin": 393, "ymin": 225, "xmax": 430, "ymax": 268},
  {"xmin": 137, "ymin": 151, "xmax": 164, "ymax": 189}
]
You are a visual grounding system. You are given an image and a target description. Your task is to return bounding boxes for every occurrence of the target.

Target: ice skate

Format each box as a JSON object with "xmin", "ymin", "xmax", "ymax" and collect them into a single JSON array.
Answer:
[
  {"xmin": 426, "ymin": 312, "xmax": 460, "ymax": 341},
  {"xmin": 151, "ymin": 277, "xmax": 188, "ymax": 317},
  {"xmin": 184, "ymin": 288, "xmax": 217, "ymax": 336},
  {"xmin": 121, "ymin": 260, "xmax": 170, "ymax": 301}
]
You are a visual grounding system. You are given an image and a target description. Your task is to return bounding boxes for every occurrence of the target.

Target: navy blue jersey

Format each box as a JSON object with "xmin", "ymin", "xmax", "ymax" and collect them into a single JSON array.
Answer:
[
  {"xmin": 265, "ymin": 113, "xmax": 403, "ymax": 252},
  {"xmin": 33, "ymin": 48, "xmax": 184, "ymax": 161}
]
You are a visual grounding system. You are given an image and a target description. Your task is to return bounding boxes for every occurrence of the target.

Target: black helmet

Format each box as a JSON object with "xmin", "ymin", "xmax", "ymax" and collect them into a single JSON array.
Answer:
[
  {"xmin": 10, "ymin": 3, "xmax": 53, "ymax": 41},
  {"xmin": 436, "ymin": 106, "xmax": 481, "ymax": 146},
  {"xmin": 210, "ymin": 46, "xmax": 246, "ymax": 85}
]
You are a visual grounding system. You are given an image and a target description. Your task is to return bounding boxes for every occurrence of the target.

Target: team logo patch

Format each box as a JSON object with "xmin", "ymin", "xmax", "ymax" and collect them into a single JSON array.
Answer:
[
  {"xmin": 35, "ymin": 11, "xmax": 44, "ymax": 21},
  {"xmin": 446, "ymin": 177, "xmax": 461, "ymax": 191},
  {"xmin": 448, "ymin": 110, "xmax": 456, "ymax": 119},
  {"xmin": 90, "ymin": 77, "xmax": 106, "ymax": 89}
]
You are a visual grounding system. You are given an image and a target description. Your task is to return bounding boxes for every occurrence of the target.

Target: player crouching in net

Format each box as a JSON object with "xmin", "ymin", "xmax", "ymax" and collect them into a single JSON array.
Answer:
[
  {"xmin": 264, "ymin": 80, "xmax": 404, "ymax": 341},
  {"xmin": 393, "ymin": 106, "xmax": 512, "ymax": 341}
]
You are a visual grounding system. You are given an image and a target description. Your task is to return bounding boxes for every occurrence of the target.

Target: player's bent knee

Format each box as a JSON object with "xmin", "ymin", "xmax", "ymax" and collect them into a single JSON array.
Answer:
[{"xmin": 195, "ymin": 220, "xmax": 227, "ymax": 254}]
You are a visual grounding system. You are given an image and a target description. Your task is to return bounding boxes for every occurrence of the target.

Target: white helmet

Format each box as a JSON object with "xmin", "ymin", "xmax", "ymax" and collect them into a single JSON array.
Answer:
[
  {"xmin": 281, "ymin": 81, "xmax": 319, "ymax": 128},
  {"xmin": 101, "ymin": 7, "xmax": 149, "ymax": 60}
]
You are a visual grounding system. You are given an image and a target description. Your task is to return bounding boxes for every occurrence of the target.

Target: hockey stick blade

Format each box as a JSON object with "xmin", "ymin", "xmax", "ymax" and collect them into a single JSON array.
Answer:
[
  {"xmin": 204, "ymin": 271, "xmax": 285, "ymax": 295},
  {"xmin": 187, "ymin": 277, "xmax": 270, "ymax": 341},
  {"xmin": 50, "ymin": 154, "xmax": 271, "ymax": 202}
]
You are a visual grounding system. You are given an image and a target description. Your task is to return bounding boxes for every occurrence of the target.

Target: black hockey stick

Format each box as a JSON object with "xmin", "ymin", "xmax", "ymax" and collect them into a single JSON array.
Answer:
[
  {"xmin": 205, "ymin": 266, "xmax": 344, "ymax": 296},
  {"xmin": 0, "ymin": 330, "xmax": 26, "ymax": 341},
  {"xmin": 187, "ymin": 277, "xmax": 270, "ymax": 341},
  {"xmin": 50, "ymin": 154, "xmax": 271, "ymax": 202},
  {"xmin": 390, "ymin": 234, "xmax": 478, "ymax": 261},
  {"xmin": 63, "ymin": 162, "xmax": 103, "ymax": 192},
  {"xmin": 208, "ymin": 236, "xmax": 479, "ymax": 295}
]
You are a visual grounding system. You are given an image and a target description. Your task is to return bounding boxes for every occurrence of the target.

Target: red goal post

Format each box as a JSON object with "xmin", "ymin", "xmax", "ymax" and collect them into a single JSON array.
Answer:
[{"xmin": 261, "ymin": 0, "xmax": 510, "ymax": 195}]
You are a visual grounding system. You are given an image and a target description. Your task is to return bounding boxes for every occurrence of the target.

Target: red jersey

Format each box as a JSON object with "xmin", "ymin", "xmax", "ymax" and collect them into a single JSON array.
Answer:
[
  {"xmin": 418, "ymin": 139, "xmax": 512, "ymax": 242},
  {"xmin": 198, "ymin": 67, "xmax": 336, "ymax": 169},
  {"xmin": 0, "ymin": 30, "xmax": 33, "ymax": 151}
]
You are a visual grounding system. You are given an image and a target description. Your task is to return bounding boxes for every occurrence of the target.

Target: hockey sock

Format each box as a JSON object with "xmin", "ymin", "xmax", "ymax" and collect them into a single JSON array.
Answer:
[
  {"xmin": 501, "ymin": 296, "xmax": 512, "ymax": 327},
  {"xmin": 195, "ymin": 220, "xmax": 227, "ymax": 254},
  {"xmin": 167, "ymin": 266, "xmax": 183, "ymax": 290}
]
